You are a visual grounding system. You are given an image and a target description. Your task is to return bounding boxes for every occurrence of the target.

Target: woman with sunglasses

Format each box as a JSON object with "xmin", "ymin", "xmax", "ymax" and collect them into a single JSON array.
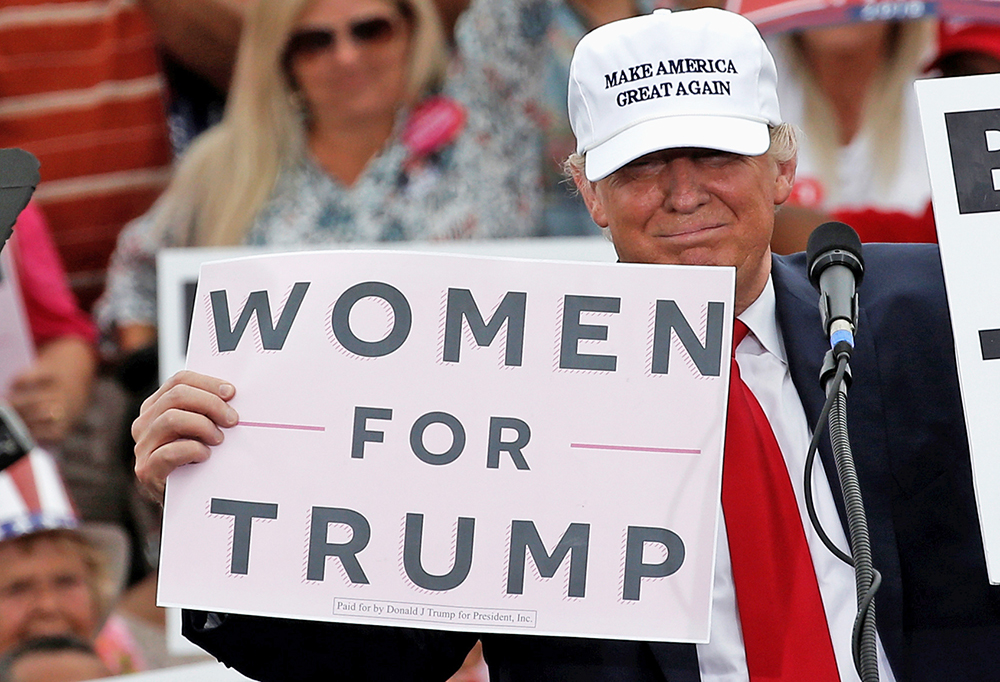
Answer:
[{"xmin": 96, "ymin": 0, "xmax": 554, "ymax": 357}]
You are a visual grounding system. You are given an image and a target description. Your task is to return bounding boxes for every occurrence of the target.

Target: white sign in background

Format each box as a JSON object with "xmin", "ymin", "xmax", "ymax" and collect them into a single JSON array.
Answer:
[
  {"xmin": 916, "ymin": 73, "xmax": 1000, "ymax": 582},
  {"xmin": 157, "ymin": 250, "xmax": 735, "ymax": 643},
  {"xmin": 0, "ymin": 246, "xmax": 35, "ymax": 395}
]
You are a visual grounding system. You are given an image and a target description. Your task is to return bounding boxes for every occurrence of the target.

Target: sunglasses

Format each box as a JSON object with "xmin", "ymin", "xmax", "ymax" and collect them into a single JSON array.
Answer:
[{"xmin": 284, "ymin": 16, "xmax": 401, "ymax": 62}]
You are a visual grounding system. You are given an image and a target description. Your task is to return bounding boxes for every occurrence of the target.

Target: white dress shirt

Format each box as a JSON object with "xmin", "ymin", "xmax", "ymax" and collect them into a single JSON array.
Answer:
[{"xmin": 696, "ymin": 277, "xmax": 896, "ymax": 682}]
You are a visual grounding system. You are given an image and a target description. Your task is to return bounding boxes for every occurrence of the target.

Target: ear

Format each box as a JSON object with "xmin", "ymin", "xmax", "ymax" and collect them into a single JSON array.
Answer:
[
  {"xmin": 772, "ymin": 155, "xmax": 797, "ymax": 207},
  {"xmin": 572, "ymin": 166, "xmax": 610, "ymax": 228}
]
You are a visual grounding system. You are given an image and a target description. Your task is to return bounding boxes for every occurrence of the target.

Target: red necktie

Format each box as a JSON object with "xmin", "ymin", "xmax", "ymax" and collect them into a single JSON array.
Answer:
[{"xmin": 722, "ymin": 320, "xmax": 840, "ymax": 681}]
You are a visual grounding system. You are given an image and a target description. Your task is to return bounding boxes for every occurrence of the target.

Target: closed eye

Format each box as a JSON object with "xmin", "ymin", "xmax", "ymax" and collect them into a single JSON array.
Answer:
[{"xmin": 691, "ymin": 149, "xmax": 739, "ymax": 166}]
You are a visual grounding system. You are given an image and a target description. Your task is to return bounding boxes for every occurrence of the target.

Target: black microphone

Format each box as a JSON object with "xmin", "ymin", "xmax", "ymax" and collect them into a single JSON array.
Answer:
[
  {"xmin": 0, "ymin": 148, "xmax": 41, "ymax": 255},
  {"xmin": 806, "ymin": 221, "xmax": 864, "ymax": 357}
]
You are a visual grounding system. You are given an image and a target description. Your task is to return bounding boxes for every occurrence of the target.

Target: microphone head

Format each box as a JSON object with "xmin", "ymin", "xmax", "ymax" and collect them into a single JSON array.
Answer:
[{"xmin": 806, "ymin": 221, "xmax": 864, "ymax": 289}]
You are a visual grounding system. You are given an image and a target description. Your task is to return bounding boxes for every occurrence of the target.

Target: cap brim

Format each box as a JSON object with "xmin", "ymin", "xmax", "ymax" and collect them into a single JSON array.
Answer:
[{"xmin": 584, "ymin": 115, "xmax": 772, "ymax": 181}]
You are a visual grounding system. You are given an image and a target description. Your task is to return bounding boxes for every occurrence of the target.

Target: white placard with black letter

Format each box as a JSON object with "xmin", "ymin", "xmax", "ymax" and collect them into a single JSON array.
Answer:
[
  {"xmin": 916, "ymin": 73, "xmax": 1000, "ymax": 583},
  {"xmin": 157, "ymin": 249, "xmax": 734, "ymax": 643}
]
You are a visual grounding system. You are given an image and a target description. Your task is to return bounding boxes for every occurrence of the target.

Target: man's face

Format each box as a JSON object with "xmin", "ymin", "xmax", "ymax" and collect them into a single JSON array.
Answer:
[
  {"xmin": 577, "ymin": 147, "xmax": 795, "ymax": 312},
  {"xmin": 0, "ymin": 537, "xmax": 98, "ymax": 656}
]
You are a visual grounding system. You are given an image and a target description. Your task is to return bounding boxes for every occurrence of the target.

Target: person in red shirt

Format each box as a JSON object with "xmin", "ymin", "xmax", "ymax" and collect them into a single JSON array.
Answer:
[{"xmin": 3, "ymin": 203, "xmax": 96, "ymax": 447}]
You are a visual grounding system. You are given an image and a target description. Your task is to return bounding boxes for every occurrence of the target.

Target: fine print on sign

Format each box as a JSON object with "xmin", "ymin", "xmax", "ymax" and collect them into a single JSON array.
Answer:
[{"xmin": 157, "ymin": 250, "xmax": 735, "ymax": 642}]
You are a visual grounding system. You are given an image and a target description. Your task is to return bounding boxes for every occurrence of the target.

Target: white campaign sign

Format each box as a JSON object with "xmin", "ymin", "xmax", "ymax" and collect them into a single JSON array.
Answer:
[
  {"xmin": 916, "ymin": 73, "xmax": 1000, "ymax": 583},
  {"xmin": 157, "ymin": 250, "xmax": 735, "ymax": 643}
]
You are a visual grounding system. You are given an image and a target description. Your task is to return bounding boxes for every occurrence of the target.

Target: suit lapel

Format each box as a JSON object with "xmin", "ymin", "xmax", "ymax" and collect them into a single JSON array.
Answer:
[
  {"xmin": 771, "ymin": 253, "xmax": 904, "ymax": 667},
  {"xmin": 641, "ymin": 254, "xmax": 906, "ymax": 680}
]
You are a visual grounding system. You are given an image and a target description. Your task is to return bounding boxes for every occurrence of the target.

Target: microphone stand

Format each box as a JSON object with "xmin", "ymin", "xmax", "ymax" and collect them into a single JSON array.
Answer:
[
  {"xmin": 806, "ymin": 344, "xmax": 880, "ymax": 682},
  {"xmin": 805, "ymin": 222, "xmax": 879, "ymax": 681}
]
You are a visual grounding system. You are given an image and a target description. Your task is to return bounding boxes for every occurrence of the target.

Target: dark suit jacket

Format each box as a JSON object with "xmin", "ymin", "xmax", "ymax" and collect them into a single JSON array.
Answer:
[{"xmin": 185, "ymin": 244, "xmax": 1000, "ymax": 681}]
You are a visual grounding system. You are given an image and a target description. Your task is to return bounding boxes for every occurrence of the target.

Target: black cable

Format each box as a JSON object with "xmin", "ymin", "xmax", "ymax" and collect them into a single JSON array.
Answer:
[
  {"xmin": 851, "ymin": 568, "xmax": 881, "ymax": 678},
  {"xmin": 804, "ymin": 355, "xmax": 853, "ymax": 565}
]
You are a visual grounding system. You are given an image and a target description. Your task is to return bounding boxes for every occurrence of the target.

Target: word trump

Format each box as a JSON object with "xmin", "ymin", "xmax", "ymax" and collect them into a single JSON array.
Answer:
[
  {"xmin": 210, "ymin": 498, "xmax": 686, "ymax": 602},
  {"xmin": 208, "ymin": 281, "xmax": 727, "ymax": 377}
]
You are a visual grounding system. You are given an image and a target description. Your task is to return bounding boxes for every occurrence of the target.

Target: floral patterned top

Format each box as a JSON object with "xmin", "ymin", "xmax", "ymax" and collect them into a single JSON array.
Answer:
[
  {"xmin": 97, "ymin": 0, "xmax": 554, "ymax": 334},
  {"xmin": 538, "ymin": 0, "xmax": 661, "ymax": 237}
]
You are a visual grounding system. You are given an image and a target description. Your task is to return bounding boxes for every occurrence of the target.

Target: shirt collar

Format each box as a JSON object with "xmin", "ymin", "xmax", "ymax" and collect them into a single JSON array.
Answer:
[{"xmin": 736, "ymin": 275, "xmax": 787, "ymax": 364}]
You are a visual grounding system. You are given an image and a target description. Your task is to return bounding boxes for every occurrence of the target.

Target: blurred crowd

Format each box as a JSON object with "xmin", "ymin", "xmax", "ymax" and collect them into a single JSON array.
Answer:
[{"xmin": 1, "ymin": 0, "xmax": 999, "ymax": 679}]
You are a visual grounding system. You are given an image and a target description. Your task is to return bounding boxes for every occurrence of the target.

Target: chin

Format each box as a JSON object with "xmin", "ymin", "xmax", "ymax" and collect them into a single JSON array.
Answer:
[{"xmin": 668, "ymin": 249, "xmax": 733, "ymax": 268}]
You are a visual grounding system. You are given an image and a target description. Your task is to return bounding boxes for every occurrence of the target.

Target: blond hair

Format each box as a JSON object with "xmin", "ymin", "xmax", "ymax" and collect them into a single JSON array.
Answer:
[
  {"xmin": 780, "ymin": 19, "xmax": 934, "ymax": 201},
  {"xmin": 2, "ymin": 531, "xmax": 113, "ymax": 634},
  {"xmin": 154, "ymin": 0, "xmax": 449, "ymax": 248},
  {"xmin": 563, "ymin": 123, "xmax": 799, "ymax": 183}
]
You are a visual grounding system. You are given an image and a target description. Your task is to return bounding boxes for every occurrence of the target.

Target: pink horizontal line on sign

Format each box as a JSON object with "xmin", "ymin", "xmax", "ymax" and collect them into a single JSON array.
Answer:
[
  {"xmin": 238, "ymin": 421, "xmax": 326, "ymax": 432},
  {"xmin": 569, "ymin": 443, "xmax": 701, "ymax": 455}
]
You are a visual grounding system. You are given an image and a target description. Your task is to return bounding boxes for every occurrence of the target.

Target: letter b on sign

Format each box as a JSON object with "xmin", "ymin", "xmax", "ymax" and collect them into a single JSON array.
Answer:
[{"xmin": 945, "ymin": 108, "xmax": 1000, "ymax": 214}]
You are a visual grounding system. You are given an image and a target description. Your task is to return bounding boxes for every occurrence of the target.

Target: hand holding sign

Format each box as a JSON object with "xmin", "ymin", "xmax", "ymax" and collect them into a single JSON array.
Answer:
[{"xmin": 133, "ymin": 370, "xmax": 239, "ymax": 501}]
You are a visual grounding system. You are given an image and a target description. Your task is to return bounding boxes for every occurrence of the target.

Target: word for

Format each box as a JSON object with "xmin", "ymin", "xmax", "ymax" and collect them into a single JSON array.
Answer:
[{"xmin": 352, "ymin": 407, "xmax": 531, "ymax": 469}]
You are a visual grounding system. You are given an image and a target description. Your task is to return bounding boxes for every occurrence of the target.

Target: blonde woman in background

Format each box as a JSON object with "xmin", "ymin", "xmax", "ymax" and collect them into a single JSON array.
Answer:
[
  {"xmin": 98, "ymin": 0, "xmax": 553, "ymax": 355},
  {"xmin": 767, "ymin": 18, "xmax": 938, "ymax": 252}
]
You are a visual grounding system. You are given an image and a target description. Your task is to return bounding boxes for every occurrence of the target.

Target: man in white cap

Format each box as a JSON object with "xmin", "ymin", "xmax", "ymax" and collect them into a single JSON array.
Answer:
[{"xmin": 130, "ymin": 7, "xmax": 1000, "ymax": 681}]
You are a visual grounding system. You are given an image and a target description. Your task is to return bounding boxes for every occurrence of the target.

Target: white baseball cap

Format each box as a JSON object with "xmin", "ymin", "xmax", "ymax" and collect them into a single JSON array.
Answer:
[{"xmin": 568, "ymin": 7, "xmax": 782, "ymax": 181}]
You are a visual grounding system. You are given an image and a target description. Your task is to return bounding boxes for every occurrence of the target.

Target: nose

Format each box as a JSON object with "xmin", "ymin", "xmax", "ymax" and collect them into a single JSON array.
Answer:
[
  {"xmin": 659, "ymin": 157, "xmax": 710, "ymax": 213},
  {"xmin": 21, "ymin": 584, "xmax": 66, "ymax": 638},
  {"xmin": 332, "ymin": 35, "xmax": 364, "ymax": 65},
  {"xmin": 31, "ymin": 583, "xmax": 62, "ymax": 615}
]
